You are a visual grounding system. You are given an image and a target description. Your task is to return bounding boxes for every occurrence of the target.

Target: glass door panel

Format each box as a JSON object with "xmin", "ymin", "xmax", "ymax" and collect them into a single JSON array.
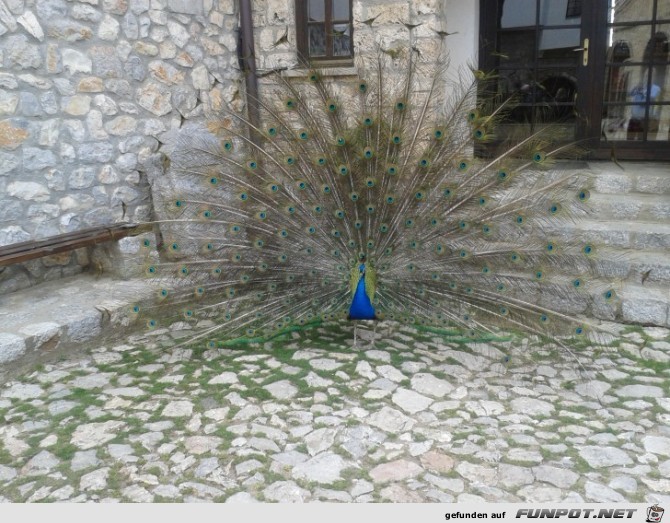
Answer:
[
  {"xmin": 602, "ymin": 0, "xmax": 670, "ymax": 143},
  {"xmin": 494, "ymin": 0, "xmax": 584, "ymax": 140},
  {"xmin": 607, "ymin": 0, "xmax": 653, "ymax": 22}
]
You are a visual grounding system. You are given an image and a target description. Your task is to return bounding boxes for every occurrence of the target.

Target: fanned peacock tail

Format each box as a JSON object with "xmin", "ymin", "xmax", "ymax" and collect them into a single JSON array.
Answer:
[{"xmin": 132, "ymin": 39, "xmax": 620, "ymax": 354}]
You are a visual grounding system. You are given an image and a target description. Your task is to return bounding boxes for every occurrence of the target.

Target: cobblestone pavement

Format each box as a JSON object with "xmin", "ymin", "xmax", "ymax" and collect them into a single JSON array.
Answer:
[{"xmin": 0, "ymin": 321, "xmax": 669, "ymax": 503}]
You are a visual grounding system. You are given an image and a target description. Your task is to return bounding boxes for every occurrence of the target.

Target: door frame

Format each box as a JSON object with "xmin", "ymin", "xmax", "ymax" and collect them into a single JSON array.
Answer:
[{"xmin": 478, "ymin": 0, "xmax": 670, "ymax": 161}]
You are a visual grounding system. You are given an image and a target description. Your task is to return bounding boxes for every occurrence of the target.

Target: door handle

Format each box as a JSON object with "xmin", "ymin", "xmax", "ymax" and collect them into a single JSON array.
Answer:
[{"xmin": 572, "ymin": 38, "xmax": 589, "ymax": 66}]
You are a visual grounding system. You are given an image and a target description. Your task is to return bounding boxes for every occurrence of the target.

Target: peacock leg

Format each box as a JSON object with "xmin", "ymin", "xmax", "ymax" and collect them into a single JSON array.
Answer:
[
  {"xmin": 353, "ymin": 323, "xmax": 358, "ymax": 348},
  {"xmin": 369, "ymin": 322, "xmax": 377, "ymax": 348}
]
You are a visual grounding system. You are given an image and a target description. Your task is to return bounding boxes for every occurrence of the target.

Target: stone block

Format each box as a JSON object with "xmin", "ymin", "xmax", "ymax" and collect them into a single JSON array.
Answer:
[
  {"xmin": 77, "ymin": 142, "xmax": 114, "ymax": 163},
  {"xmin": 0, "ymin": 0, "xmax": 18, "ymax": 29},
  {"xmin": 0, "ymin": 333, "xmax": 27, "ymax": 364},
  {"xmin": 22, "ymin": 148, "xmax": 57, "ymax": 171},
  {"xmin": 64, "ymin": 310, "xmax": 102, "ymax": 343},
  {"xmin": 18, "ymin": 73, "xmax": 52, "ymax": 90},
  {"xmin": 633, "ymin": 230, "xmax": 670, "ymax": 250},
  {"xmin": 19, "ymin": 92, "xmax": 43, "ymax": 117},
  {"xmin": 148, "ymin": 60, "xmax": 185, "ymax": 85},
  {"xmin": 0, "ymin": 266, "xmax": 32, "ymax": 294},
  {"xmin": 0, "ymin": 74, "xmax": 18, "ymax": 89},
  {"xmin": 104, "ymin": 115, "xmax": 137, "ymax": 136},
  {"xmin": 46, "ymin": 43, "xmax": 61, "ymax": 74},
  {"xmin": 46, "ymin": 20, "xmax": 93, "ymax": 42},
  {"xmin": 17, "ymin": 11, "xmax": 44, "ymax": 41},
  {"xmin": 591, "ymin": 296, "xmax": 620, "ymax": 322},
  {"xmin": 27, "ymin": 203, "xmax": 60, "ymax": 219},
  {"xmin": 0, "ymin": 200, "xmax": 22, "ymax": 220},
  {"xmin": 103, "ymin": 0, "xmax": 128, "ymax": 15},
  {"xmin": 39, "ymin": 256, "xmax": 72, "ymax": 276},
  {"xmin": 191, "ymin": 64, "xmax": 212, "ymax": 89},
  {"xmin": 594, "ymin": 173, "xmax": 633, "ymax": 194},
  {"xmin": 130, "ymin": 0, "xmax": 150, "ymax": 14},
  {"xmin": 98, "ymin": 14, "xmax": 120, "ymax": 40},
  {"xmin": 0, "ymin": 119, "xmax": 30, "ymax": 149},
  {"xmin": 622, "ymin": 298, "xmax": 669, "ymax": 326},
  {"xmin": 649, "ymin": 202, "xmax": 670, "ymax": 220},
  {"xmin": 36, "ymin": 0, "xmax": 68, "ymax": 20},
  {"xmin": 116, "ymin": 40, "xmax": 132, "ymax": 61},
  {"xmin": 44, "ymin": 169, "xmax": 65, "ymax": 190},
  {"xmin": 69, "ymin": 167, "xmax": 97, "ymax": 189},
  {"xmin": 61, "ymin": 119, "xmax": 87, "ymax": 141},
  {"xmin": 119, "ymin": 135, "xmax": 149, "ymax": 154},
  {"xmin": 53, "ymin": 78, "xmax": 75, "ymax": 96},
  {"xmin": 93, "ymin": 93, "xmax": 119, "ymax": 115},
  {"xmin": 133, "ymin": 41, "xmax": 158, "ymax": 56},
  {"xmin": 0, "ymin": 225, "xmax": 31, "ymax": 245},
  {"xmin": 4, "ymin": 34, "xmax": 42, "ymax": 69},
  {"xmin": 172, "ymin": 86, "xmax": 197, "ymax": 115},
  {"xmin": 121, "ymin": 12, "xmax": 139, "ymax": 38},
  {"xmin": 114, "ymin": 153, "xmax": 138, "ymax": 172},
  {"xmin": 138, "ymin": 13, "xmax": 149, "ymax": 36},
  {"xmin": 637, "ymin": 176, "xmax": 670, "ymax": 194},
  {"xmin": 40, "ymin": 91, "xmax": 59, "ymax": 114},
  {"xmin": 167, "ymin": 20, "xmax": 189, "ymax": 47},
  {"xmin": 104, "ymin": 79, "xmax": 132, "ymax": 97},
  {"xmin": 63, "ymin": 95, "xmax": 92, "ymax": 116},
  {"xmin": 62, "ymin": 49, "xmax": 93, "ymax": 74},
  {"xmin": 90, "ymin": 46, "xmax": 123, "ymax": 78},
  {"xmin": 83, "ymin": 207, "xmax": 116, "ymax": 225},
  {"xmin": 136, "ymin": 82, "xmax": 172, "ymax": 115},
  {"xmin": 71, "ymin": 4, "xmax": 103, "ymax": 22},
  {"xmin": 78, "ymin": 76, "xmax": 104, "ymax": 93},
  {"xmin": 167, "ymin": 0, "xmax": 203, "ymax": 15},
  {"xmin": 148, "ymin": 7, "xmax": 167, "ymax": 24},
  {"xmin": 0, "ymin": 89, "xmax": 19, "ymax": 115}
]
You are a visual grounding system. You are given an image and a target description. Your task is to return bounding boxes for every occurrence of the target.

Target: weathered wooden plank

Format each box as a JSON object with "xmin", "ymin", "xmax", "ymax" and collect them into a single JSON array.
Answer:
[{"xmin": 0, "ymin": 223, "xmax": 152, "ymax": 267}]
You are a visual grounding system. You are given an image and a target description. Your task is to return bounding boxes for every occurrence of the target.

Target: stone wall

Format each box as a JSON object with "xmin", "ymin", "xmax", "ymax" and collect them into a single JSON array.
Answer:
[
  {"xmin": 0, "ymin": 0, "xmax": 242, "ymax": 293},
  {"xmin": 0, "ymin": 0, "xmax": 457, "ymax": 294}
]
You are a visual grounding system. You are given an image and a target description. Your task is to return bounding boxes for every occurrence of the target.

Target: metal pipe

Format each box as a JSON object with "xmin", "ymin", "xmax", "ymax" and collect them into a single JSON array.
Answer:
[{"xmin": 238, "ymin": 0, "xmax": 261, "ymax": 146}]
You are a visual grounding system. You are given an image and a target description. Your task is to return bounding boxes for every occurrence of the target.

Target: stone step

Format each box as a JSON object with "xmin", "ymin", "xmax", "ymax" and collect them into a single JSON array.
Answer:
[
  {"xmin": 598, "ymin": 250, "xmax": 670, "ymax": 286},
  {"xmin": 0, "ymin": 274, "xmax": 155, "ymax": 381},
  {"xmin": 591, "ymin": 161, "xmax": 670, "ymax": 195},
  {"xmin": 588, "ymin": 193, "xmax": 669, "ymax": 222},
  {"xmin": 547, "ymin": 219, "xmax": 670, "ymax": 251},
  {"xmin": 618, "ymin": 283, "xmax": 670, "ymax": 326}
]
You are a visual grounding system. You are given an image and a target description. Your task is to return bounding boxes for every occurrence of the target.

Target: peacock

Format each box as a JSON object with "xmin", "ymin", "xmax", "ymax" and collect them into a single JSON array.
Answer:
[{"xmin": 131, "ymin": 34, "xmax": 619, "ymax": 356}]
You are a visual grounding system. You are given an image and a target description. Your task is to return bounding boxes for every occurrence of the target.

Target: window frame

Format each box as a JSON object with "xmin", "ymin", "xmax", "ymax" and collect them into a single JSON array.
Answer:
[
  {"xmin": 295, "ymin": 0, "xmax": 354, "ymax": 66},
  {"xmin": 565, "ymin": 0, "xmax": 582, "ymax": 19},
  {"xmin": 478, "ymin": 0, "xmax": 670, "ymax": 161}
]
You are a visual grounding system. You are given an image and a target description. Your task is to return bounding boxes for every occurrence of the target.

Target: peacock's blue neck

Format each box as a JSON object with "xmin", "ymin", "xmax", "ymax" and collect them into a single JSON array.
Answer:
[{"xmin": 348, "ymin": 264, "xmax": 376, "ymax": 320}]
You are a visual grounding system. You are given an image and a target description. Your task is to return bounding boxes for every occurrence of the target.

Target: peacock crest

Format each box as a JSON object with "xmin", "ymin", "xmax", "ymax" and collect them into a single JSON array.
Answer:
[{"xmin": 131, "ymin": 39, "xmax": 618, "ymax": 354}]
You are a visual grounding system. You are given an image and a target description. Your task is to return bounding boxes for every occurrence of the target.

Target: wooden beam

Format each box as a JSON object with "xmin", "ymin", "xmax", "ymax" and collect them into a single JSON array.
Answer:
[{"xmin": 0, "ymin": 223, "xmax": 153, "ymax": 267}]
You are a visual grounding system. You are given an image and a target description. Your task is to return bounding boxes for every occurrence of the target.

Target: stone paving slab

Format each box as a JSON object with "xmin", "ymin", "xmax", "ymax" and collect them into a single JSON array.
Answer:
[{"xmin": 0, "ymin": 320, "xmax": 669, "ymax": 503}]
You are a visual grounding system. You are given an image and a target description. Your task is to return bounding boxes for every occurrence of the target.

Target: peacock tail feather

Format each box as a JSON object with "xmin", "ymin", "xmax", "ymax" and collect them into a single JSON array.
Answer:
[{"xmin": 132, "ymin": 40, "xmax": 620, "ymax": 355}]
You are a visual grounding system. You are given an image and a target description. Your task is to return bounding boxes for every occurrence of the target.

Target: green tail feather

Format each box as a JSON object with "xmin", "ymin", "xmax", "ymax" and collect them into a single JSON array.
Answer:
[{"xmin": 132, "ymin": 39, "xmax": 620, "ymax": 358}]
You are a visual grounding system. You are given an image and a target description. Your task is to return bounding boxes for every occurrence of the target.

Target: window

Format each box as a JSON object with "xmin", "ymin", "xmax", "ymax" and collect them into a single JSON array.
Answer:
[
  {"xmin": 479, "ymin": 0, "xmax": 670, "ymax": 160},
  {"xmin": 296, "ymin": 0, "xmax": 353, "ymax": 64},
  {"xmin": 479, "ymin": 0, "xmax": 583, "ymax": 144},
  {"xmin": 565, "ymin": 0, "xmax": 582, "ymax": 19},
  {"xmin": 601, "ymin": 3, "xmax": 670, "ymax": 150}
]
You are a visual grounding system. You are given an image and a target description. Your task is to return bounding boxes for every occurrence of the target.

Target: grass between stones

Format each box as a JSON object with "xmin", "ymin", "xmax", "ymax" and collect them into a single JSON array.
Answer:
[
  {"xmin": 0, "ymin": 319, "xmax": 666, "ymax": 501},
  {"xmin": 0, "ymin": 442, "xmax": 13, "ymax": 466}
]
